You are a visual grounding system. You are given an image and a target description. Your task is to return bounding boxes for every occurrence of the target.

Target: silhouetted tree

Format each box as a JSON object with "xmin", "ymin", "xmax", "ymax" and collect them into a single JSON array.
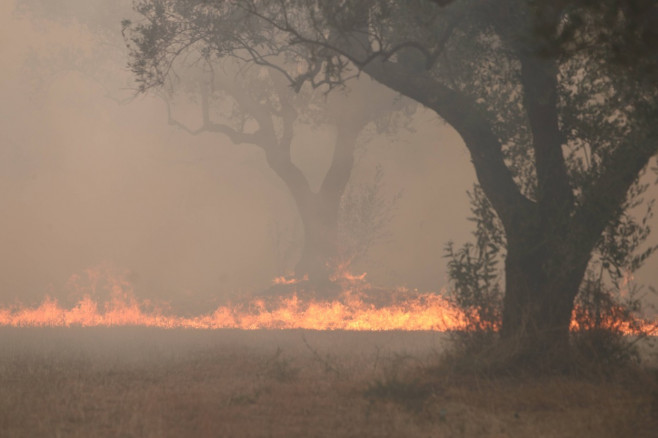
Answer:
[
  {"xmin": 123, "ymin": 11, "xmax": 414, "ymax": 287},
  {"xmin": 125, "ymin": 0, "xmax": 658, "ymax": 367}
]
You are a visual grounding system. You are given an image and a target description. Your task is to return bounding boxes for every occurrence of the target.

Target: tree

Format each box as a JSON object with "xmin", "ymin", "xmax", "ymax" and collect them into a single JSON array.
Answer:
[
  {"xmin": 123, "ymin": 0, "xmax": 658, "ymax": 366},
  {"xmin": 123, "ymin": 10, "xmax": 412, "ymax": 288}
]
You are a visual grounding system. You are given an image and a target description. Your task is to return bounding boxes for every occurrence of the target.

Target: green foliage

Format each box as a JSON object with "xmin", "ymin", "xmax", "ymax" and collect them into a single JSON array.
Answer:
[
  {"xmin": 444, "ymin": 185, "xmax": 503, "ymax": 333},
  {"xmin": 530, "ymin": 0, "xmax": 658, "ymax": 80},
  {"xmin": 596, "ymin": 181, "xmax": 658, "ymax": 286},
  {"xmin": 572, "ymin": 269, "xmax": 655, "ymax": 371},
  {"xmin": 446, "ymin": 181, "xmax": 655, "ymax": 370},
  {"xmin": 444, "ymin": 185, "xmax": 503, "ymax": 356}
]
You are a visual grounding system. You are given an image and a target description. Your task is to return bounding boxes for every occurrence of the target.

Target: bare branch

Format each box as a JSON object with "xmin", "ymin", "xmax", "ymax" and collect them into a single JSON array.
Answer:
[{"xmin": 164, "ymin": 93, "xmax": 263, "ymax": 145}]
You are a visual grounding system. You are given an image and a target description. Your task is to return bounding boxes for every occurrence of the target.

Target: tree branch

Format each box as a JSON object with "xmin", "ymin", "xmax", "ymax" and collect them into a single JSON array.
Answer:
[
  {"xmin": 518, "ymin": 53, "xmax": 573, "ymax": 214},
  {"xmin": 319, "ymin": 118, "xmax": 360, "ymax": 209},
  {"xmin": 362, "ymin": 57, "xmax": 534, "ymax": 231},
  {"xmin": 165, "ymin": 94, "xmax": 262, "ymax": 145},
  {"xmin": 571, "ymin": 123, "xmax": 658, "ymax": 256}
]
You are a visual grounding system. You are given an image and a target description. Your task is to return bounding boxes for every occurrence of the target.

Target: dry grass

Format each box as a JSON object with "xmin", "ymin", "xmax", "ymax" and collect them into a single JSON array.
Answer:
[{"xmin": 0, "ymin": 328, "xmax": 656, "ymax": 437}]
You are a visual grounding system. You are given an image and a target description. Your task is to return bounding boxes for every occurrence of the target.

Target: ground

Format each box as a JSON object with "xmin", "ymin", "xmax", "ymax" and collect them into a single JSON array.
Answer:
[{"xmin": 0, "ymin": 328, "xmax": 656, "ymax": 437}]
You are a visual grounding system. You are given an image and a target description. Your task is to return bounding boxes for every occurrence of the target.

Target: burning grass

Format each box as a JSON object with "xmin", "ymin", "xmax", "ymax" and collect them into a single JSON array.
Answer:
[
  {"xmin": 0, "ymin": 289, "xmax": 466, "ymax": 331},
  {"xmin": 0, "ymin": 266, "xmax": 654, "ymax": 335},
  {"xmin": 0, "ymin": 328, "xmax": 656, "ymax": 438},
  {"xmin": 1, "ymin": 267, "xmax": 657, "ymax": 436},
  {"xmin": 0, "ymin": 266, "xmax": 468, "ymax": 331}
]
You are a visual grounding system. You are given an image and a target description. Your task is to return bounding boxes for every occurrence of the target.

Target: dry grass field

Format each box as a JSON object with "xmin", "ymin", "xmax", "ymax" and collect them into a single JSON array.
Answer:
[{"xmin": 0, "ymin": 328, "xmax": 656, "ymax": 437}]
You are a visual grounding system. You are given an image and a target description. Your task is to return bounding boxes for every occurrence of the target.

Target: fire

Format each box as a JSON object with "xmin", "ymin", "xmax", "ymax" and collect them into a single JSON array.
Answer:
[
  {"xmin": 569, "ymin": 305, "xmax": 658, "ymax": 335},
  {"xmin": 330, "ymin": 261, "xmax": 367, "ymax": 282},
  {"xmin": 0, "ymin": 266, "xmax": 654, "ymax": 334},
  {"xmin": 0, "ymin": 288, "xmax": 465, "ymax": 331},
  {"xmin": 0, "ymin": 267, "xmax": 466, "ymax": 331},
  {"xmin": 272, "ymin": 275, "xmax": 307, "ymax": 285}
]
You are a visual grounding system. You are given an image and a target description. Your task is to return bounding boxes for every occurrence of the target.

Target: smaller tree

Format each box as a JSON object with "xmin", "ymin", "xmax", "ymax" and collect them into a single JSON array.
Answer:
[{"xmin": 123, "ymin": 5, "xmax": 415, "ymax": 287}]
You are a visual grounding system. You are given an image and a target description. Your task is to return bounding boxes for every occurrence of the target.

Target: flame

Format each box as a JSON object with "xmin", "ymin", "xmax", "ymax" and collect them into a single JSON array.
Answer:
[
  {"xmin": 272, "ymin": 275, "xmax": 307, "ymax": 285},
  {"xmin": 0, "ymin": 292, "xmax": 465, "ymax": 331},
  {"xmin": 0, "ymin": 266, "xmax": 654, "ymax": 333},
  {"xmin": 330, "ymin": 261, "xmax": 367, "ymax": 283},
  {"xmin": 569, "ymin": 305, "xmax": 658, "ymax": 335},
  {"xmin": 0, "ymin": 266, "xmax": 466, "ymax": 330}
]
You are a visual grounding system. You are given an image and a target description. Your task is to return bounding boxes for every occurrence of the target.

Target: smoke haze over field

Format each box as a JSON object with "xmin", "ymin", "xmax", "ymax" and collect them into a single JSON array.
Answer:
[{"xmin": 1, "ymin": 0, "xmax": 656, "ymax": 313}]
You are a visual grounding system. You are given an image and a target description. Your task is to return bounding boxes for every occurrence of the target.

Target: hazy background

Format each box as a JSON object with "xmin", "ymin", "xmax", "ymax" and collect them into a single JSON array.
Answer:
[{"xmin": 1, "ymin": 0, "xmax": 655, "ymax": 313}]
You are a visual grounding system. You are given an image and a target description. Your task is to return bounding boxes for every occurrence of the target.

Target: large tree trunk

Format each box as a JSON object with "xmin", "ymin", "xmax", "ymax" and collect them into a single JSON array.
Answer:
[
  {"xmin": 294, "ymin": 196, "xmax": 340, "ymax": 287},
  {"xmin": 266, "ymin": 120, "xmax": 359, "ymax": 290},
  {"xmin": 350, "ymin": 11, "xmax": 656, "ymax": 369},
  {"xmin": 294, "ymin": 124, "xmax": 358, "ymax": 288},
  {"xmin": 500, "ymin": 226, "xmax": 592, "ymax": 367}
]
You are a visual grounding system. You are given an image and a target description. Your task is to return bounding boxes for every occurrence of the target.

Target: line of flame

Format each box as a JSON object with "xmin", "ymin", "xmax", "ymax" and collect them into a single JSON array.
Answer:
[
  {"xmin": 0, "ymin": 292, "xmax": 468, "ymax": 331},
  {"xmin": 2, "ymin": 293, "xmax": 653, "ymax": 333},
  {"xmin": 2, "ymin": 264, "xmax": 655, "ymax": 333}
]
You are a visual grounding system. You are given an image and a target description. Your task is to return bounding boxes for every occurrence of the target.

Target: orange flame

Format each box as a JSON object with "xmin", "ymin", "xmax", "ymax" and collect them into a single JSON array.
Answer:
[
  {"xmin": 0, "ymin": 266, "xmax": 654, "ymax": 333},
  {"xmin": 0, "ymin": 290, "xmax": 465, "ymax": 331},
  {"xmin": 272, "ymin": 275, "xmax": 307, "ymax": 285},
  {"xmin": 330, "ymin": 261, "xmax": 367, "ymax": 283},
  {"xmin": 0, "ymin": 266, "xmax": 466, "ymax": 330},
  {"xmin": 569, "ymin": 306, "xmax": 658, "ymax": 335}
]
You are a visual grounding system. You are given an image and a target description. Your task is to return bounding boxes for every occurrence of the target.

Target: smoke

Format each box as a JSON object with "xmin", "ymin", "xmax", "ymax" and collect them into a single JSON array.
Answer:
[{"xmin": 2, "ymin": 0, "xmax": 655, "ymax": 315}]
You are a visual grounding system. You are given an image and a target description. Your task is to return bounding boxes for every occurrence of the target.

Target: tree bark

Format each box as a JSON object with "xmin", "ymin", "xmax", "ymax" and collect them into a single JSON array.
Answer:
[
  {"xmin": 293, "ymin": 123, "xmax": 360, "ymax": 288},
  {"xmin": 294, "ymin": 196, "xmax": 339, "ymax": 287},
  {"xmin": 501, "ymin": 228, "xmax": 591, "ymax": 366}
]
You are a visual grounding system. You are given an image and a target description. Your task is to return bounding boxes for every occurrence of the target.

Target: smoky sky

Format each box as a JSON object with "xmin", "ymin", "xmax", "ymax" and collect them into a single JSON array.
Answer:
[{"xmin": 1, "ymin": 0, "xmax": 656, "ymax": 313}]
